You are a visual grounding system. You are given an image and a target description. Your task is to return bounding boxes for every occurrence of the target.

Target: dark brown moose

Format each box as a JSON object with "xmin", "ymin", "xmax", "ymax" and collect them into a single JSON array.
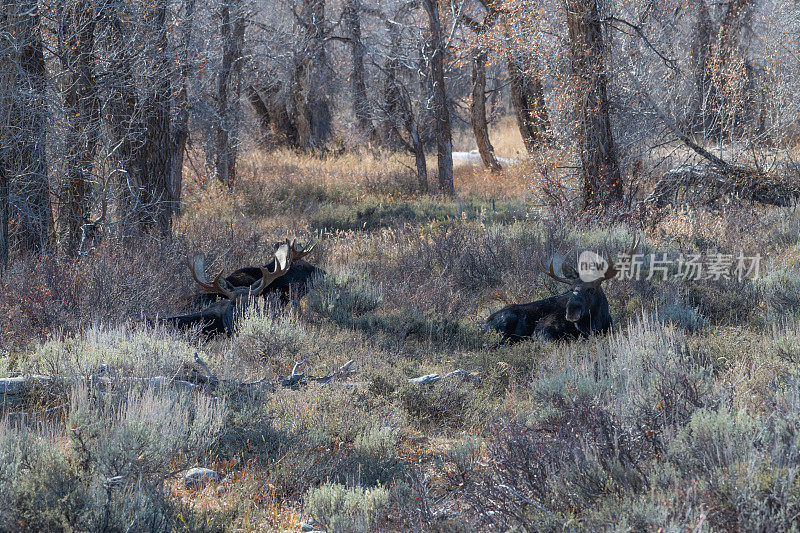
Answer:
[
  {"xmin": 165, "ymin": 243, "xmax": 292, "ymax": 336},
  {"xmin": 485, "ymin": 239, "xmax": 637, "ymax": 343},
  {"xmin": 200, "ymin": 238, "xmax": 322, "ymax": 307}
]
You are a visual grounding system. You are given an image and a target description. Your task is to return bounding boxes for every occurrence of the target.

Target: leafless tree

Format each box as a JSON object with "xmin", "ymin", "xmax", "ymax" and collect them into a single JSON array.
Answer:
[
  {"xmin": 57, "ymin": 0, "xmax": 101, "ymax": 254},
  {"xmin": 214, "ymin": 0, "xmax": 246, "ymax": 187},
  {"xmin": 343, "ymin": 0, "xmax": 374, "ymax": 138},
  {"xmin": 566, "ymin": 0, "xmax": 622, "ymax": 209},
  {"xmin": 422, "ymin": 0, "xmax": 454, "ymax": 195},
  {"xmin": 459, "ymin": 2, "xmax": 503, "ymax": 171}
]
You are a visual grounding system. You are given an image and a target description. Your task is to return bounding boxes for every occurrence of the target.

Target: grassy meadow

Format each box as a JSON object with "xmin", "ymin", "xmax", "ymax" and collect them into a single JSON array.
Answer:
[{"xmin": 1, "ymin": 125, "xmax": 800, "ymax": 531}]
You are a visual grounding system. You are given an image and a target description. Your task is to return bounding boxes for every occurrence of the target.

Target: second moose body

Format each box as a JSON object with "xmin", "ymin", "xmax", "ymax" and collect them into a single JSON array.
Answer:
[
  {"xmin": 165, "ymin": 241, "xmax": 298, "ymax": 336},
  {"xmin": 200, "ymin": 239, "xmax": 323, "ymax": 307},
  {"xmin": 486, "ymin": 240, "xmax": 636, "ymax": 343}
]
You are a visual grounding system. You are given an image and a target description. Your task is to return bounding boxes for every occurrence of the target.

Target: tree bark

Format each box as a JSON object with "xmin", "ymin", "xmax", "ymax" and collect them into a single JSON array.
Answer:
[
  {"xmin": 422, "ymin": 0, "xmax": 454, "ymax": 195},
  {"xmin": 59, "ymin": 0, "xmax": 100, "ymax": 256},
  {"xmin": 246, "ymin": 84, "xmax": 298, "ymax": 147},
  {"xmin": 292, "ymin": 0, "xmax": 329, "ymax": 150},
  {"xmin": 0, "ymin": 160, "xmax": 8, "ymax": 267},
  {"xmin": 508, "ymin": 56, "xmax": 552, "ymax": 153},
  {"xmin": 246, "ymin": 85, "xmax": 273, "ymax": 147},
  {"xmin": 292, "ymin": 54, "xmax": 315, "ymax": 150},
  {"xmin": 215, "ymin": 0, "xmax": 246, "ymax": 187},
  {"xmin": 166, "ymin": 0, "xmax": 196, "ymax": 228},
  {"xmin": 406, "ymin": 107, "xmax": 428, "ymax": 192},
  {"xmin": 344, "ymin": 0, "xmax": 372, "ymax": 137},
  {"xmin": 380, "ymin": 17, "xmax": 404, "ymax": 149},
  {"xmin": 566, "ymin": 0, "xmax": 622, "ymax": 210},
  {"xmin": 715, "ymin": 0, "xmax": 752, "ymax": 137},
  {"xmin": 471, "ymin": 50, "xmax": 501, "ymax": 172},
  {"xmin": 689, "ymin": 0, "xmax": 713, "ymax": 133}
]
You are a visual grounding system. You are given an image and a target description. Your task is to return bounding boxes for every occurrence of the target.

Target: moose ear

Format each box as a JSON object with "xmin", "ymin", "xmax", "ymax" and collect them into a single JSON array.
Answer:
[{"xmin": 561, "ymin": 264, "xmax": 581, "ymax": 281}]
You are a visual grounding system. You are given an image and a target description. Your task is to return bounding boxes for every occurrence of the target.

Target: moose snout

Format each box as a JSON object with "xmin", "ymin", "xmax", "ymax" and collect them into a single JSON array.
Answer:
[{"xmin": 565, "ymin": 304, "xmax": 583, "ymax": 322}]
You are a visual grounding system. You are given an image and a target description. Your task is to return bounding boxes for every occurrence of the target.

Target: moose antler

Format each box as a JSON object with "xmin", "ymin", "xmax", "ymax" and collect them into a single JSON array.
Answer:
[
  {"xmin": 598, "ymin": 236, "xmax": 640, "ymax": 282},
  {"xmin": 187, "ymin": 255, "xmax": 235, "ymax": 299},
  {"xmin": 284, "ymin": 238, "xmax": 316, "ymax": 261},
  {"xmin": 250, "ymin": 243, "xmax": 292, "ymax": 296},
  {"xmin": 542, "ymin": 257, "xmax": 574, "ymax": 285}
]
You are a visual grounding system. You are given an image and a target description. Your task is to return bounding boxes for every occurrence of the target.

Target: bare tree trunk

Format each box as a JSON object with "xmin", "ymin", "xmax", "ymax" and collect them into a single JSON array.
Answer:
[
  {"xmin": 105, "ymin": 3, "xmax": 141, "ymax": 235},
  {"xmin": 471, "ymin": 50, "xmax": 501, "ymax": 172},
  {"xmin": 215, "ymin": 0, "xmax": 246, "ymax": 187},
  {"xmin": 59, "ymin": 0, "xmax": 100, "ymax": 256},
  {"xmin": 0, "ymin": 160, "xmax": 8, "ymax": 267},
  {"xmin": 246, "ymin": 85, "xmax": 273, "ymax": 147},
  {"xmin": 292, "ymin": 54, "xmax": 315, "ymax": 150},
  {"xmin": 292, "ymin": 0, "xmax": 328, "ymax": 150},
  {"xmin": 380, "ymin": 18, "xmax": 404, "ymax": 149},
  {"xmin": 508, "ymin": 56, "xmax": 552, "ymax": 153},
  {"xmin": 309, "ymin": 0, "xmax": 331, "ymax": 144},
  {"xmin": 344, "ymin": 0, "xmax": 372, "ymax": 137},
  {"xmin": 246, "ymin": 83, "xmax": 298, "ymax": 147},
  {"xmin": 422, "ymin": 0, "xmax": 453, "ymax": 195},
  {"xmin": 566, "ymin": 0, "xmax": 622, "ymax": 210},
  {"xmin": 690, "ymin": 0, "xmax": 713, "ymax": 134},
  {"xmin": 410, "ymin": 122, "xmax": 428, "ymax": 192},
  {"xmin": 715, "ymin": 0, "xmax": 752, "ymax": 137},
  {"xmin": 12, "ymin": 0, "xmax": 53, "ymax": 252},
  {"xmin": 167, "ymin": 0, "xmax": 195, "ymax": 227}
]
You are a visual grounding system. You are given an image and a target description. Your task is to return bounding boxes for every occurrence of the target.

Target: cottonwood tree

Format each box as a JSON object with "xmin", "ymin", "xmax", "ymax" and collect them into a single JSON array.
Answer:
[
  {"xmin": 98, "ymin": 0, "xmax": 192, "ymax": 235},
  {"xmin": 343, "ymin": 0, "xmax": 374, "ymax": 138},
  {"xmin": 291, "ymin": 0, "xmax": 333, "ymax": 150},
  {"xmin": 375, "ymin": 2, "xmax": 429, "ymax": 190},
  {"xmin": 458, "ymin": 1, "xmax": 503, "ymax": 171},
  {"xmin": 457, "ymin": 0, "xmax": 554, "ymax": 167},
  {"xmin": 566, "ymin": 0, "xmax": 622, "ymax": 209},
  {"xmin": 422, "ymin": 0, "xmax": 454, "ymax": 195},
  {"xmin": 214, "ymin": 0, "xmax": 247, "ymax": 187},
  {"xmin": 56, "ymin": 0, "xmax": 101, "ymax": 254}
]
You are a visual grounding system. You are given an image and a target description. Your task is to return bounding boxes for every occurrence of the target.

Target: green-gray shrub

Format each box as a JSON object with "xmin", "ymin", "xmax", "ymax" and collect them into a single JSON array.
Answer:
[
  {"xmin": 305, "ymin": 482, "xmax": 390, "ymax": 533},
  {"xmin": 657, "ymin": 303, "xmax": 709, "ymax": 332},
  {"xmin": 307, "ymin": 270, "xmax": 383, "ymax": 321}
]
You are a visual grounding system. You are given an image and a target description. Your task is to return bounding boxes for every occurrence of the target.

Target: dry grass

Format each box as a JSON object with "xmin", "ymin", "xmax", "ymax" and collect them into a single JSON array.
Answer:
[{"xmin": 3, "ymin": 135, "xmax": 800, "ymax": 531}]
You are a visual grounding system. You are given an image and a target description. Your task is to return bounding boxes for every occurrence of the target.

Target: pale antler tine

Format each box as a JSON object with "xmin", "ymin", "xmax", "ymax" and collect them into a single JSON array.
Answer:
[
  {"xmin": 545, "ymin": 257, "xmax": 573, "ymax": 285},
  {"xmin": 187, "ymin": 255, "xmax": 235, "ymax": 298},
  {"xmin": 251, "ymin": 243, "xmax": 292, "ymax": 296}
]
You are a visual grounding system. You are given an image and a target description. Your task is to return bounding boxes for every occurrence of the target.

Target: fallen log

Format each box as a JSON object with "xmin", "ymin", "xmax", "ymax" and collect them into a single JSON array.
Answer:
[
  {"xmin": 408, "ymin": 369, "xmax": 482, "ymax": 388},
  {"xmin": 645, "ymin": 163, "xmax": 800, "ymax": 209},
  {"xmin": 633, "ymin": 77, "xmax": 800, "ymax": 210},
  {"xmin": 0, "ymin": 375, "xmax": 203, "ymax": 410},
  {"xmin": 1, "ymin": 357, "xmax": 359, "ymax": 411}
]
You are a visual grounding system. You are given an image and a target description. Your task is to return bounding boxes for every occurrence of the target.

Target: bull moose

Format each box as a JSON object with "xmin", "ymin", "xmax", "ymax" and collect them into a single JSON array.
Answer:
[
  {"xmin": 199, "ymin": 238, "xmax": 322, "ymax": 307},
  {"xmin": 485, "ymin": 239, "xmax": 637, "ymax": 343},
  {"xmin": 165, "ymin": 242, "xmax": 293, "ymax": 336}
]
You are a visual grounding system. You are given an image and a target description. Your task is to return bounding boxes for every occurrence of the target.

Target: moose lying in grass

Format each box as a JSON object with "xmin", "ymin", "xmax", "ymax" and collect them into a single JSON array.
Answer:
[
  {"xmin": 165, "ymin": 242, "xmax": 294, "ymax": 336},
  {"xmin": 485, "ymin": 239, "xmax": 637, "ymax": 343},
  {"xmin": 199, "ymin": 238, "xmax": 323, "ymax": 307}
]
